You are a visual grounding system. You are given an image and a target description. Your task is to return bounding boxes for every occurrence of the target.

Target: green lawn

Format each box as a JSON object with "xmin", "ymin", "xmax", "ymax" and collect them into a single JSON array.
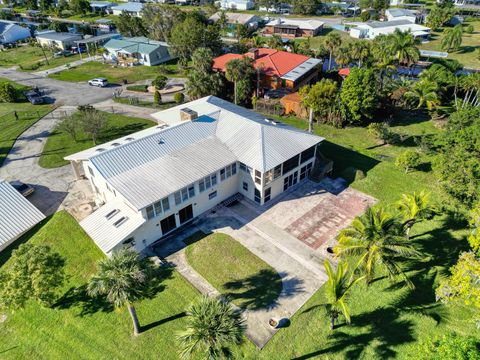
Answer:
[
  {"xmin": 113, "ymin": 97, "xmax": 179, "ymax": 109},
  {"xmin": 38, "ymin": 111, "xmax": 155, "ymax": 168},
  {"xmin": 0, "ymin": 78, "xmax": 52, "ymax": 166},
  {"xmin": 49, "ymin": 61, "xmax": 182, "ymax": 84},
  {"xmin": 0, "ymin": 45, "xmax": 83, "ymax": 72},
  {"xmin": 0, "ymin": 211, "xmax": 203, "ymax": 360},
  {"xmin": 184, "ymin": 232, "xmax": 282, "ymax": 310},
  {"xmin": 419, "ymin": 21, "xmax": 480, "ymax": 69}
]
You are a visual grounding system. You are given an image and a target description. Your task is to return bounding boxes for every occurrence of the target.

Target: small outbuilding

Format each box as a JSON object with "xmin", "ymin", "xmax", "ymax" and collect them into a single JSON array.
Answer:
[
  {"xmin": 0, "ymin": 179, "xmax": 45, "ymax": 252},
  {"xmin": 35, "ymin": 31, "xmax": 83, "ymax": 50},
  {"xmin": 0, "ymin": 20, "xmax": 31, "ymax": 45}
]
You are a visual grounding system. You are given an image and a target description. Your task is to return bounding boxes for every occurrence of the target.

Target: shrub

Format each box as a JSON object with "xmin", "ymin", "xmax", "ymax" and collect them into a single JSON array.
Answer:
[
  {"xmin": 465, "ymin": 24, "xmax": 474, "ymax": 34},
  {"xmin": 360, "ymin": 11, "xmax": 370, "ymax": 22},
  {"xmin": 152, "ymin": 75, "xmax": 168, "ymax": 90},
  {"xmin": 126, "ymin": 85, "xmax": 148, "ymax": 92},
  {"xmin": 0, "ymin": 82, "xmax": 17, "ymax": 103},
  {"xmin": 395, "ymin": 150, "xmax": 420, "ymax": 174},
  {"xmin": 173, "ymin": 92, "xmax": 184, "ymax": 104},
  {"xmin": 154, "ymin": 90, "xmax": 162, "ymax": 105}
]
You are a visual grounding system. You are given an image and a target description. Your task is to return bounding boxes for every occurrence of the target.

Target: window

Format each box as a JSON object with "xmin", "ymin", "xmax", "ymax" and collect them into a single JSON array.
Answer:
[
  {"xmin": 243, "ymin": 182, "xmax": 248, "ymax": 191},
  {"xmin": 254, "ymin": 188, "xmax": 261, "ymax": 204},
  {"xmin": 209, "ymin": 191, "xmax": 217, "ymax": 200},
  {"xmin": 255, "ymin": 170, "xmax": 262, "ymax": 185},
  {"xmin": 273, "ymin": 165, "xmax": 282, "ymax": 179},
  {"xmin": 301, "ymin": 146, "xmax": 316, "ymax": 164},
  {"xmin": 300, "ymin": 162, "xmax": 313, "ymax": 180},
  {"xmin": 220, "ymin": 163, "xmax": 236, "ymax": 182},
  {"xmin": 123, "ymin": 237, "xmax": 135, "ymax": 247},
  {"xmin": 264, "ymin": 169, "xmax": 274, "ymax": 185},
  {"xmin": 240, "ymin": 162, "xmax": 247, "ymax": 172},
  {"xmin": 264, "ymin": 187, "xmax": 271, "ymax": 203},
  {"xmin": 282, "ymin": 155, "xmax": 300, "ymax": 175},
  {"xmin": 174, "ymin": 184, "xmax": 195, "ymax": 206},
  {"xmin": 88, "ymin": 166, "xmax": 95, "ymax": 177},
  {"xmin": 146, "ymin": 196, "xmax": 170, "ymax": 220},
  {"xmin": 199, "ymin": 173, "xmax": 217, "ymax": 193}
]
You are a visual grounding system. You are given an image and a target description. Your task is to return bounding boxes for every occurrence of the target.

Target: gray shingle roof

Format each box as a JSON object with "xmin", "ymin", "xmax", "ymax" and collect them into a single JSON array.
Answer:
[{"xmin": 0, "ymin": 180, "xmax": 45, "ymax": 251}]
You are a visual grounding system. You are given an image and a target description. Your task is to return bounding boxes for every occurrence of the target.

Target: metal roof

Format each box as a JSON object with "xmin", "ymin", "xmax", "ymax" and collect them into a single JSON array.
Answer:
[
  {"xmin": 104, "ymin": 37, "xmax": 167, "ymax": 55},
  {"xmin": 366, "ymin": 19, "xmax": 418, "ymax": 28},
  {"xmin": 281, "ymin": 57, "xmax": 322, "ymax": 81},
  {"xmin": 68, "ymin": 97, "xmax": 323, "ymax": 211},
  {"xmin": 111, "ymin": 2, "xmax": 143, "ymax": 12},
  {"xmin": 0, "ymin": 179, "xmax": 45, "ymax": 251},
  {"xmin": 36, "ymin": 32, "xmax": 82, "ymax": 41},
  {"xmin": 386, "ymin": 8, "xmax": 416, "ymax": 17},
  {"xmin": 80, "ymin": 200, "xmax": 145, "ymax": 253},
  {"xmin": 419, "ymin": 49, "xmax": 448, "ymax": 58},
  {"xmin": 266, "ymin": 18, "xmax": 324, "ymax": 30}
]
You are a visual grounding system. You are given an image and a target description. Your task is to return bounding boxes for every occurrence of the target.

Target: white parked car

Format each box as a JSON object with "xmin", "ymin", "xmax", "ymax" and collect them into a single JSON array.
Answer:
[{"xmin": 88, "ymin": 78, "xmax": 108, "ymax": 87}]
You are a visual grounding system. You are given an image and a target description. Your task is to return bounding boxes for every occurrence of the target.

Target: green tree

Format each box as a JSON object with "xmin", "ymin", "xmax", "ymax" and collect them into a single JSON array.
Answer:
[
  {"xmin": 69, "ymin": 0, "xmax": 90, "ymax": 15},
  {"xmin": 174, "ymin": 92, "xmax": 185, "ymax": 104},
  {"xmin": 0, "ymin": 244, "xmax": 65, "ymax": 309},
  {"xmin": 340, "ymin": 68, "xmax": 378, "ymax": 123},
  {"xmin": 87, "ymin": 249, "xmax": 157, "ymax": 336},
  {"xmin": 291, "ymin": 0, "xmax": 319, "ymax": 15},
  {"xmin": 349, "ymin": 40, "xmax": 370, "ymax": 67},
  {"xmin": 177, "ymin": 296, "xmax": 246, "ymax": 359},
  {"xmin": 152, "ymin": 75, "xmax": 168, "ymax": 90},
  {"xmin": 115, "ymin": 11, "xmax": 147, "ymax": 37},
  {"xmin": 442, "ymin": 24, "xmax": 463, "ymax": 51},
  {"xmin": 419, "ymin": 333, "xmax": 480, "ymax": 360},
  {"xmin": 324, "ymin": 260, "xmax": 364, "ymax": 330},
  {"xmin": 186, "ymin": 47, "xmax": 224, "ymax": 99},
  {"xmin": 325, "ymin": 32, "xmax": 342, "ymax": 71},
  {"xmin": 154, "ymin": 90, "xmax": 162, "ymax": 105},
  {"xmin": 0, "ymin": 82, "xmax": 16, "ymax": 102},
  {"xmin": 58, "ymin": 114, "xmax": 79, "ymax": 142},
  {"xmin": 299, "ymin": 78, "xmax": 339, "ymax": 130},
  {"xmin": 360, "ymin": 11, "xmax": 371, "ymax": 22},
  {"xmin": 49, "ymin": 21, "xmax": 69, "ymax": 33},
  {"xmin": 396, "ymin": 191, "xmax": 431, "ymax": 237},
  {"xmin": 225, "ymin": 57, "xmax": 255, "ymax": 105},
  {"xmin": 395, "ymin": 149, "xmax": 421, "ymax": 174},
  {"xmin": 460, "ymin": 73, "xmax": 480, "ymax": 107},
  {"xmin": 335, "ymin": 207, "xmax": 420, "ymax": 287},
  {"xmin": 79, "ymin": 107, "xmax": 107, "ymax": 145},
  {"xmin": 388, "ymin": 29, "xmax": 420, "ymax": 66},
  {"xmin": 427, "ymin": 4, "xmax": 455, "ymax": 30},
  {"xmin": 404, "ymin": 79, "xmax": 440, "ymax": 110},
  {"xmin": 142, "ymin": 3, "xmax": 185, "ymax": 41},
  {"xmin": 334, "ymin": 46, "xmax": 351, "ymax": 67}
]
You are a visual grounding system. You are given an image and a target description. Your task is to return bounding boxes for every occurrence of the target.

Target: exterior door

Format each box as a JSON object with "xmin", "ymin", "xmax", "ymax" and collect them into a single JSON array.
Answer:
[
  {"xmin": 283, "ymin": 171, "xmax": 299, "ymax": 191},
  {"xmin": 161, "ymin": 214, "xmax": 176, "ymax": 235},
  {"xmin": 178, "ymin": 204, "xmax": 193, "ymax": 225}
]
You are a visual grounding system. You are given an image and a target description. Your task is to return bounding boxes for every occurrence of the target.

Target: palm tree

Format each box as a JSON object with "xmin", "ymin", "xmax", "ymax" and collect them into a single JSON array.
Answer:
[
  {"xmin": 87, "ymin": 249, "xmax": 155, "ymax": 336},
  {"xmin": 225, "ymin": 58, "xmax": 254, "ymax": 105},
  {"xmin": 349, "ymin": 40, "xmax": 370, "ymax": 67},
  {"xmin": 334, "ymin": 46, "xmax": 351, "ymax": 67},
  {"xmin": 225, "ymin": 59, "xmax": 244, "ymax": 105},
  {"xmin": 404, "ymin": 79, "xmax": 440, "ymax": 110},
  {"xmin": 460, "ymin": 73, "xmax": 480, "ymax": 107},
  {"xmin": 325, "ymin": 32, "xmax": 342, "ymax": 70},
  {"xmin": 335, "ymin": 207, "xmax": 420, "ymax": 288},
  {"xmin": 178, "ymin": 296, "xmax": 246, "ymax": 359},
  {"xmin": 396, "ymin": 191, "xmax": 431, "ymax": 238},
  {"xmin": 441, "ymin": 24, "xmax": 463, "ymax": 52},
  {"xmin": 324, "ymin": 260, "xmax": 364, "ymax": 330},
  {"xmin": 388, "ymin": 29, "xmax": 420, "ymax": 66}
]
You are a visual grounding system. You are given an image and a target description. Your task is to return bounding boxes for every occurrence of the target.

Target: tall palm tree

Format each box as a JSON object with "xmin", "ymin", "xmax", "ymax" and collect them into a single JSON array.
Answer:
[
  {"xmin": 441, "ymin": 24, "xmax": 463, "ymax": 52},
  {"xmin": 349, "ymin": 40, "xmax": 370, "ymax": 68},
  {"xmin": 334, "ymin": 46, "xmax": 351, "ymax": 67},
  {"xmin": 178, "ymin": 296, "xmax": 246, "ymax": 360},
  {"xmin": 225, "ymin": 59, "xmax": 244, "ymax": 105},
  {"xmin": 87, "ymin": 249, "xmax": 155, "ymax": 336},
  {"xmin": 225, "ymin": 58, "xmax": 254, "ymax": 105},
  {"xmin": 388, "ymin": 29, "xmax": 420, "ymax": 66},
  {"xmin": 325, "ymin": 32, "xmax": 342, "ymax": 70},
  {"xmin": 460, "ymin": 73, "xmax": 480, "ymax": 107},
  {"xmin": 396, "ymin": 191, "xmax": 431, "ymax": 238},
  {"xmin": 324, "ymin": 260, "xmax": 364, "ymax": 330},
  {"xmin": 404, "ymin": 79, "xmax": 440, "ymax": 110},
  {"xmin": 335, "ymin": 207, "xmax": 420, "ymax": 288}
]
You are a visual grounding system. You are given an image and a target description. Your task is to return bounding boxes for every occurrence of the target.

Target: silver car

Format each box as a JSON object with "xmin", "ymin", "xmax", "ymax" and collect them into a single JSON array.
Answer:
[{"xmin": 88, "ymin": 78, "xmax": 108, "ymax": 87}]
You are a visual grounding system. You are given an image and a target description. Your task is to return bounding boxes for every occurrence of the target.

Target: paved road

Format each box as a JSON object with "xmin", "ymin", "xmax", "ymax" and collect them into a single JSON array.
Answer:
[
  {"xmin": 32, "ymin": 56, "xmax": 98, "ymax": 77},
  {"xmin": 0, "ymin": 67, "xmax": 113, "ymax": 106},
  {"xmin": 0, "ymin": 106, "xmax": 77, "ymax": 215}
]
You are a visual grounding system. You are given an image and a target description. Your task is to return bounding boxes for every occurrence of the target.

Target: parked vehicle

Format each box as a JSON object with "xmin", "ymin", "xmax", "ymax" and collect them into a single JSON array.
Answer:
[
  {"xmin": 88, "ymin": 78, "xmax": 108, "ymax": 87},
  {"xmin": 53, "ymin": 50, "xmax": 74, "ymax": 58},
  {"xmin": 9, "ymin": 181, "xmax": 35, "ymax": 197},
  {"xmin": 24, "ymin": 90, "xmax": 44, "ymax": 105}
]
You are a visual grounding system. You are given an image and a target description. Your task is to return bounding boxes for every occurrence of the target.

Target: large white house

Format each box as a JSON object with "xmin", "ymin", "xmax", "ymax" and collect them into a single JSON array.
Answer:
[
  {"xmin": 350, "ymin": 19, "xmax": 430, "ymax": 40},
  {"xmin": 66, "ymin": 97, "xmax": 330, "ymax": 256}
]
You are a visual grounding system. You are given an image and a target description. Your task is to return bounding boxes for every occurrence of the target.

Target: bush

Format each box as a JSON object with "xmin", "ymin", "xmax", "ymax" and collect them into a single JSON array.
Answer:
[
  {"xmin": 360, "ymin": 11, "xmax": 370, "ymax": 22},
  {"xmin": 152, "ymin": 75, "xmax": 168, "ymax": 90},
  {"xmin": 395, "ymin": 150, "xmax": 420, "ymax": 174},
  {"xmin": 419, "ymin": 333, "xmax": 480, "ymax": 360},
  {"xmin": 0, "ymin": 82, "xmax": 17, "ymax": 102},
  {"xmin": 173, "ymin": 92, "xmax": 184, "ymax": 104},
  {"xmin": 126, "ymin": 85, "xmax": 148, "ymax": 92},
  {"xmin": 154, "ymin": 90, "xmax": 162, "ymax": 105},
  {"xmin": 465, "ymin": 24, "xmax": 474, "ymax": 34}
]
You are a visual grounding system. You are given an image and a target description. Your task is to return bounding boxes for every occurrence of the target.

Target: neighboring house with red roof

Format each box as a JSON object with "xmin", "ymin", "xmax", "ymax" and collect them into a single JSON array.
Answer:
[{"xmin": 212, "ymin": 48, "xmax": 321, "ymax": 93}]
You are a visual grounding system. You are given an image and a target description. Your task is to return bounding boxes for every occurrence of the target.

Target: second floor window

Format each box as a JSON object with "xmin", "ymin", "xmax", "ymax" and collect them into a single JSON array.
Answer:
[
  {"xmin": 174, "ymin": 184, "xmax": 195, "ymax": 206},
  {"xmin": 199, "ymin": 173, "xmax": 217, "ymax": 193},
  {"xmin": 146, "ymin": 196, "xmax": 170, "ymax": 220},
  {"xmin": 220, "ymin": 163, "xmax": 237, "ymax": 181}
]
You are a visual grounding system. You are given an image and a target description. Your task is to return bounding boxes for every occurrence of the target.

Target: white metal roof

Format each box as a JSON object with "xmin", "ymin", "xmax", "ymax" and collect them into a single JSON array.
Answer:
[
  {"xmin": 68, "ymin": 96, "xmax": 324, "ymax": 210},
  {"xmin": 80, "ymin": 200, "xmax": 145, "ymax": 254},
  {"xmin": 0, "ymin": 179, "xmax": 45, "ymax": 251},
  {"xmin": 266, "ymin": 18, "xmax": 324, "ymax": 30}
]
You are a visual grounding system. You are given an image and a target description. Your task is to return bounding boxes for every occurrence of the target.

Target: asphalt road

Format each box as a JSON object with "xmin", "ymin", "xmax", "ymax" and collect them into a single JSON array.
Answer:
[{"xmin": 0, "ymin": 67, "xmax": 114, "ymax": 106}]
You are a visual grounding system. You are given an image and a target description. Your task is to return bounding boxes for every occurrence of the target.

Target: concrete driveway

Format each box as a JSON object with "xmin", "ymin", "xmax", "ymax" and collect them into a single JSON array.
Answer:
[{"xmin": 0, "ymin": 67, "xmax": 113, "ymax": 106}]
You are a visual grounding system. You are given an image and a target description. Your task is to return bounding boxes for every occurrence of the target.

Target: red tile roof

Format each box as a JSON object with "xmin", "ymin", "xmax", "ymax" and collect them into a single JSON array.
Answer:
[
  {"xmin": 212, "ymin": 48, "xmax": 311, "ymax": 78},
  {"xmin": 338, "ymin": 68, "xmax": 351, "ymax": 77}
]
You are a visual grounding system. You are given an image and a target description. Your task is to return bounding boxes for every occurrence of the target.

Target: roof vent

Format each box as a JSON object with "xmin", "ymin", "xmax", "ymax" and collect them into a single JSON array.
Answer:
[
  {"xmin": 111, "ymin": 142, "xmax": 121, "ymax": 147},
  {"xmin": 180, "ymin": 107, "xmax": 198, "ymax": 122},
  {"xmin": 158, "ymin": 138, "xmax": 165, "ymax": 144},
  {"xmin": 96, "ymin": 148, "xmax": 106, "ymax": 152},
  {"xmin": 113, "ymin": 216, "xmax": 128, "ymax": 227},
  {"xmin": 125, "ymin": 137, "xmax": 134, "ymax": 141},
  {"xmin": 105, "ymin": 209, "xmax": 119, "ymax": 220}
]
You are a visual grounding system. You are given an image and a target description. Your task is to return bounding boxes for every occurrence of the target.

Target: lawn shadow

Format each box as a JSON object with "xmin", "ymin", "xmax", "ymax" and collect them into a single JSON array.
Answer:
[{"xmin": 223, "ymin": 269, "xmax": 299, "ymax": 311}]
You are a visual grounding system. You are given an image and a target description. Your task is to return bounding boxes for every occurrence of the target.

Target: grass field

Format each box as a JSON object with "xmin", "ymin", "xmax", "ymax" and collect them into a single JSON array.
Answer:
[
  {"xmin": 0, "ymin": 45, "xmax": 83, "ymax": 72},
  {"xmin": 0, "ymin": 78, "xmax": 52, "ymax": 166},
  {"xmin": 419, "ymin": 21, "xmax": 480, "ymax": 69},
  {"xmin": 0, "ymin": 211, "xmax": 205, "ymax": 360},
  {"xmin": 38, "ymin": 111, "xmax": 155, "ymax": 168},
  {"xmin": 49, "ymin": 61, "xmax": 182, "ymax": 84},
  {"xmin": 185, "ymin": 232, "xmax": 282, "ymax": 310}
]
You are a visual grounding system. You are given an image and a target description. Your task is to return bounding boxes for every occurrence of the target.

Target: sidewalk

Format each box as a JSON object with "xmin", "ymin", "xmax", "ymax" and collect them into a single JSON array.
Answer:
[{"xmin": 33, "ymin": 56, "xmax": 98, "ymax": 77}]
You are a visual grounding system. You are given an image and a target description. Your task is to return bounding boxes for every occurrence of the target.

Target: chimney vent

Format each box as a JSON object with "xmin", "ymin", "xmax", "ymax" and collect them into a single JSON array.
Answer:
[
  {"xmin": 247, "ymin": 48, "xmax": 259, "ymax": 59},
  {"xmin": 180, "ymin": 107, "xmax": 198, "ymax": 121}
]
